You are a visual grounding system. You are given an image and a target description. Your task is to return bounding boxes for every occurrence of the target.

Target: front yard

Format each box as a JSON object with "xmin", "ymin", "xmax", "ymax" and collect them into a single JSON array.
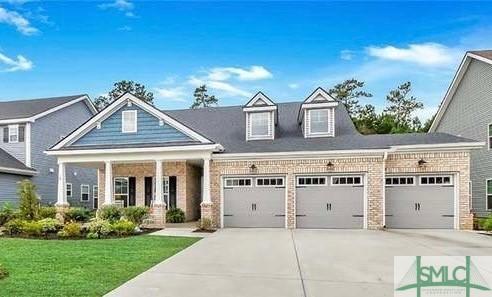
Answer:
[{"xmin": 0, "ymin": 235, "xmax": 200, "ymax": 297}]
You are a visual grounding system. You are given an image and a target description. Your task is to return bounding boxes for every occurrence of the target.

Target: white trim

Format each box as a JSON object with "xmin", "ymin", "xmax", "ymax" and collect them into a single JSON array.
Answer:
[
  {"xmin": 301, "ymin": 102, "xmax": 339, "ymax": 109},
  {"xmin": 247, "ymin": 111, "xmax": 274, "ymax": 141},
  {"xmin": 25, "ymin": 122, "xmax": 31, "ymax": 167},
  {"xmin": 384, "ymin": 175, "xmax": 416, "ymax": 186},
  {"xmin": 8, "ymin": 124, "xmax": 19, "ymax": 143},
  {"xmin": 331, "ymin": 175, "xmax": 363, "ymax": 186},
  {"xmin": 0, "ymin": 166, "xmax": 37, "ymax": 176},
  {"xmin": 390, "ymin": 142, "xmax": 485, "ymax": 151},
  {"xmin": 93, "ymin": 185, "xmax": 98, "ymax": 199},
  {"xmin": 66, "ymin": 183, "xmax": 72, "ymax": 197},
  {"xmin": 220, "ymin": 177, "xmax": 224, "ymax": 228},
  {"xmin": 255, "ymin": 177, "xmax": 285, "ymax": 187},
  {"xmin": 80, "ymin": 184, "xmax": 90, "ymax": 202},
  {"xmin": 363, "ymin": 173, "xmax": 368, "ymax": 229},
  {"xmin": 223, "ymin": 177, "xmax": 253, "ymax": 188},
  {"xmin": 430, "ymin": 53, "xmax": 492, "ymax": 132},
  {"xmin": 244, "ymin": 92, "xmax": 276, "ymax": 107},
  {"xmin": 454, "ymin": 173, "xmax": 459, "ymax": 229},
  {"xmin": 213, "ymin": 149, "xmax": 387, "ymax": 160},
  {"xmin": 51, "ymin": 93, "xmax": 212, "ymax": 150},
  {"xmin": 285, "ymin": 175, "xmax": 289, "ymax": 229},
  {"xmin": 243, "ymin": 106, "xmax": 277, "ymax": 112},
  {"xmin": 121, "ymin": 110, "xmax": 137, "ymax": 133},
  {"xmin": 486, "ymin": 179, "xmax": 492, "ymax": 211},
  {"xmin": 113, "ymin": 177, "xmax": 129, "ymax": 206},
  {"xmin": 303, "ymin": 87, "xmax": 337, "ymax": 104},
  {"xmin": 418, "ymin": 175, "xmax": 453, "ymax": 186},
  {"xmin": 382, "ymin": 152, "xmax": 387, "ymax": 227},
  {"xmin": 296, "ymin": 176, "xmax": 328, "ymax": 187},
  {"xmin": 0, "ymin": 95, "xmax": 96, "ymax": 125},
  {"xmin": 306, "ymin": 108, "xmax": 334, "ymax": 137}
]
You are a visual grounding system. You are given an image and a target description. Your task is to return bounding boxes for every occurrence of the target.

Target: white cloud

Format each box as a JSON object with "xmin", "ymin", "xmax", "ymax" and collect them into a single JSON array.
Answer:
[
  {"xmin": 154, "ymin": 86, "xmax": 187, "ymax": 102},
  {"xmin": 340, "ymin": 50, "xmax": 354, "ymax": 61},
  {"xmin": 117, "ymin": 25, "xmax": 132, "ymax": 31},
  {"xmin": 0, "ymin": 6, "xmax": 38, "ymax": 35},
  {"xmin": 0, "ymin": 52, "xmax": 33, "ymax": 72},
  {"xmin": 207, "ymin": 65, "xmax": 273, "ymax": 81},
  {"xmin": 288, "ymin": 83, "xmax": 299, "ymax": 89},
  {"xmin": 98, "ymin": 0, "xmax": 135, "ymax": 17},
  {"xmin": 366, "ymin": 43, "xmax": 458, "ymax": 67},
  {"xmin": 188, "ymin": 76, "xmax": 252, "ymax": 98}
]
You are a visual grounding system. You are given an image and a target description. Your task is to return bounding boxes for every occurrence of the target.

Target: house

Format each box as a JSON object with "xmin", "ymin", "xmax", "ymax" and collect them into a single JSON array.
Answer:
[
  {"xmin": 46, "ymin": 89, "xmax": 483, "ymax": 229},
  {"xmin": 430, "ymin": 50, "xmax": 492, "ymax": 219},
  {"xmin": 0, "ymin": 95, "xmax": 98, "ymax": 207}
]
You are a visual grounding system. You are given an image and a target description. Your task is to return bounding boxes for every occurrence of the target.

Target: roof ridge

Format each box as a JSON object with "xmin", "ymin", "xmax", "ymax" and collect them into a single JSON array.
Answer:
[{"xmin": 165, "ymin": 101, "xmax": 301, "ymax": 112}]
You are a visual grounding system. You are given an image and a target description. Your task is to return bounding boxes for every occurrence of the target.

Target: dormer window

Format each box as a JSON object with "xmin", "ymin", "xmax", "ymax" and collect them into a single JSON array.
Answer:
[
  {"xmin": 309, "ymin": 109, "xmax": 329, "ymax": 134},
  {"xmin": 299, "ymin": 87, "xmax": 338, "ymax": 138},
  {"xmin": 243, "ymin": 92, "xmax": 277, "ymax": 141},
  {"xmin": 122, "ymin": 110, "xmax": 137, "ymax": 133}
]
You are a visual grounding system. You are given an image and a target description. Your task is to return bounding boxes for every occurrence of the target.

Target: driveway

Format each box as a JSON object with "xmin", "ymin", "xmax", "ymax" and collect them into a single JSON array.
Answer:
[{"xmin": 106, "ymin": 229, "xmax": 492, "ymax": 297}]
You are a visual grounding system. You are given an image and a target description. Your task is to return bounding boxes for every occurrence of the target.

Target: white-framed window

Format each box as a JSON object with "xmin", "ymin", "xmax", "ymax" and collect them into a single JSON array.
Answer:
[
  {"xmin": 332, "ymin": 176, "xmax": 363, "ymax": 186},
  {"xmin": 66, "ymin": 183, "xmax": 72, "ymax": 197},
  {"xmin": 419, "ymin": 175, "xmax": 452, "ymax": 185},
  {"xmin": 163, "ymin": 176, "xmax": 170, "ymax": 204},
  {"xmin": 93, "ymin": 185, "xmax": 98, "ymax": 200},
  {"xmin": 224, "ymin": 178, "xmax": 252, "ymax": 188},
  {"xmin": 297, "ymin": 176, "xmax": 327, "ymax": 186},
  {"xmin": 114, "ymin": 177, "xmax": 129, "ymax": 204},
  {"xmin": 249, "ymin": 112, "xmax": 271, "ymax": 139},
  {"xmin": 8, "ymin": 124, "xmax": 19, "ymax": 143},
  {"xmin": 122, "ymin": 110, "xmax": 137, "ymax": 133},
  {"xmin": 80, "ymin": 184, "xmax": 90, "ymax": 202},
  {"xmin": 309, "ymin": 109, "xmax": 329, "ymax": 134},
  {"xmin": 256, "ymin": 177, "xmax": 284, "ymax": 187},
  {"xmin": 487, "ymin": 179, "xmax": 492, "ymax": 210},
  {"xmin": 488, "ymin": 124, "xmax": 492, "ymax": 150},
  {"xmin": 385, "ymin": 176, "xmax": 415, "ymax": 186}
]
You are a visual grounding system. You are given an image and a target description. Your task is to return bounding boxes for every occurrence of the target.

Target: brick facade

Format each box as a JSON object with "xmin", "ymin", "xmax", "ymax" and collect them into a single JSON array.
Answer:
[{"xmin": 207, "ymin": 150, "xmax": 472, "ymax": 230}]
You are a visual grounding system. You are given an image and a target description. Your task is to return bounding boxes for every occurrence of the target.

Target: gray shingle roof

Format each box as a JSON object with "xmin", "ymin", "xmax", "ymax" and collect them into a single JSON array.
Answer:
[
  {"xmin": 469, "ymin": 50, "xmax": 492, "ymax": 60},
  {"xmin": 0, "ymin": 95, "xmax": 86, "ymax": 121},
  {"xmin": 0, "ymin": 148, "xmax": 36, "ymax": 175}
]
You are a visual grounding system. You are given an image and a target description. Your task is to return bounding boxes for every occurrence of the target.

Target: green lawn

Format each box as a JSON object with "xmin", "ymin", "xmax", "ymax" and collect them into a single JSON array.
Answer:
[{"xmin": 0, "ymin": 235, "xmax": 200, "ymax": 297}]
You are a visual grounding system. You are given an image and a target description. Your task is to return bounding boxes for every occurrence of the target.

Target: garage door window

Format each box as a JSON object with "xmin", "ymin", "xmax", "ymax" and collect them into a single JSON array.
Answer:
[
  {"xmin": 225, "ymin": 178, "xmax": 252, "ymax": 187},
  {"xmin": 332, "ymin": 176, "xmax": 362, "ymax": 186},
  {"xmin": 297, "ymin": 176, "xmax": 327, "ymax": 186},
  {"xmin": 420, "ymin": 176, "xmax": 452, "ymax": 185},
  {"xmin": 256, "ymin": 177, "xmax": 284, "ymax": 187},
  {"xmin": 385, "ymin": 177, "xmax": 415, "ymax": 186}
]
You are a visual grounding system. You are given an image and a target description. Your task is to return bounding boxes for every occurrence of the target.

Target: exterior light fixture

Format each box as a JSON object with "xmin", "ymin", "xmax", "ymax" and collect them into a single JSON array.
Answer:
[
  {"xmin": 418, "ymin": 159, "xmax": 427, "ymax": 166},
  {"xmin": 249, "ymin": 164, "xmax": 257, "ymax": 173},
  {"xmin": 327, "ymin": 161, "xmax": 334, "ymax": 169}
]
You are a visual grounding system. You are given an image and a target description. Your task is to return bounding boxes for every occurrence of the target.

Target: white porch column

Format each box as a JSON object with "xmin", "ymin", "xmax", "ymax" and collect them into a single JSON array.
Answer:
[
  {"xmin": 202, "ymin": 157, "xmax": 211, "ymax": 203},
  {"xmin": 154, "ymin": 160, "xmax": 165, "ymax": 205},
  {"xmin": 56, "ymin": 162, "xmax": 68, "ymax": 206},
  {"xmin": 103, "ymin": 161, "xmax": 113, "ymax": 205}
]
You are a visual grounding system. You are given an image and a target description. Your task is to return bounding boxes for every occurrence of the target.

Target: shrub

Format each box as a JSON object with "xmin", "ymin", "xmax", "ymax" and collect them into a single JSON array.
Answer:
[
  {"xmin": 58, "ymin": 222, "xmax": 82, "ymax": 238},
  {"xmin": 18, "ymin": 180, "xmax": 39, "ymax": 220},
  {"xmin": 65, "ymin": 207, "xmax": 92, "ymax": 222},
  {"xmin": 196, "ymin": 218, "xmax": 213, "ymax": 231},
  {"xmin": 98, "ymin": 205, "xmax": 122, "ymax": 223},
  {"xmin": 39, "ymin": 218, "xmax": 63, "ymax": 234},
  {"xmin": 111, "ymin": 219, "xmax": 136, "ymax": 236},
  {"xmin": 166, "ymin": 208, "xmax": 185, "ymax": 223},
  {"xmin": 87, "ymin": 219, "xmax": 112, "ymax": 238},
  {"xmin": 0, "ymin": 203, "xmax": 15, "ymax": 226},
  {"xmin": 22, "ymin": 221, "xmax": 43, "ymax": 236},
  {"xmin": 4, "ymin": 219, "xmax": 25, "ymax": 235},
  {"xmin": 123, "ymin": 206, "xmax": 150, "ymax": 225},
  {"xmin": 38, "ymin": 207, "xmax": 57, "ymax": 219},
  {"xmin": 480, "ymin": 215, "xmax": 492, "ymax": 231},
  {"xmin": 0, "ymin": 264, "xmax": 8, "ymax": 280}
]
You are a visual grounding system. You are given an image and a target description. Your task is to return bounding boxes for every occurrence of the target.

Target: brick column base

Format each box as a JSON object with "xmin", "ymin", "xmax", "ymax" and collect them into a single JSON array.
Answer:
[
  {"xmin": 200, "ymin": 202, "xmax": 215, "ymax": 227},
  {"xmin": 55, "ymin": 205, "xmax": 69, "ymax": 224},
  {"xmin": 143, "ymin": 204, "xmax": 166, "ymax": 229}
]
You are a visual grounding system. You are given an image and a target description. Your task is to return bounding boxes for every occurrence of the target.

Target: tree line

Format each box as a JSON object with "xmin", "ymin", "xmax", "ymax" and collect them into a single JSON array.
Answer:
[{"xmin": 93, "ymin": 79, "xmax": 434, "ymax": 134}]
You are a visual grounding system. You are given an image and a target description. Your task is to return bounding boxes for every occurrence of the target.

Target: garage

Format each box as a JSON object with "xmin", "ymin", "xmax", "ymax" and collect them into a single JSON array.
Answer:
[
  {"xmin": 385, "ymin": 175, "xmax": 455, "ymax": 229},
  {"xmin": 223, "ymin": 176, "xmax": 286, "ymax": 228},
  {"xmin": 296, "ymin": 175, "xmax": 365, "ymax": 229}
]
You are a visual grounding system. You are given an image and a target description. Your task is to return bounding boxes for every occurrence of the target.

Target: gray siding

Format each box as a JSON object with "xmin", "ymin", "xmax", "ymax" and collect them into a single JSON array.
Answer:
[
  {"xmin": 434, "ymin": 59, "xmax": 492, "ymax": 217},
  {"xmin": 0, "ymin": 124, "xmax": 26, "ymax": 164},
  {"xmin": 71, "ymin": 104, "xmax": 191, "ymax": 147},
  {"xmin": 0, "ymin": 173, "xmax": 27, "ymax": 206},
  {"xmin": 31, "ymin": 101, "xmax": 97, "ymax": 207}
]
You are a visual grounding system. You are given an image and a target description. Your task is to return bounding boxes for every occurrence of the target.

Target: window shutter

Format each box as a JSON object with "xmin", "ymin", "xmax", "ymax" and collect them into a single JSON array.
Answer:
[
  {"xmin": 2, "ymin": 127, "xmax": 8, "ymax": 143},
  {"xmin": 18, "ymin": 125, "xmax": 25, "ymax": 142}
]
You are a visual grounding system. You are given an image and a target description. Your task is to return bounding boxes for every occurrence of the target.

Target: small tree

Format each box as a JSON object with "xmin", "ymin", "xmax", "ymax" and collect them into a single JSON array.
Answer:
[
  {"xmin": 384, "ymin": 82, "xmax": 423, "ymax": 127},
  {"xmin": 93, "ymin": 80, "xmax": 154, "ymax": 111},
  {"xmin": 190, "ymin": 85, "xmax": 218, "ymax": 109},
  {"xmin": 329, "ymin": 79, "xmax": 372, "ymax": 118},
  {"xmin": 18, "ymin": 179, "xmax": 39, "ymax": 220}
]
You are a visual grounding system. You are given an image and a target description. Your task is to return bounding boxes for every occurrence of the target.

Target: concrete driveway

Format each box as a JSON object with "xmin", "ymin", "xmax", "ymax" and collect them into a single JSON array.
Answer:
[{"xmin": 106, "ymin": 229, "xmax": 492, "ymax": 297}]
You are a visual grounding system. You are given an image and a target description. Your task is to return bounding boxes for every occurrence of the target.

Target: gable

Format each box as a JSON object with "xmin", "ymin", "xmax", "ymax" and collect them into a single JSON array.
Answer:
[{"xmin": 70, "ymin": 104, "xmax": 194, "ymax": 147}]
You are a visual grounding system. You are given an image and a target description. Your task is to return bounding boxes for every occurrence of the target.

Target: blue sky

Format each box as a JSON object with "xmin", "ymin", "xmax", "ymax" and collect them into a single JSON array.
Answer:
[{"xmin": 1, "ymin": 1, "xmax": 492, "ymax": 120}]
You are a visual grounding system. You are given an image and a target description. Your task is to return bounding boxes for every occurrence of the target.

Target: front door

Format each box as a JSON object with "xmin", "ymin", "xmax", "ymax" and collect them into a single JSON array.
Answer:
[
  {"xmin": 169, "ymin": 176, "xmax": 177, "ymax": 209},
  {"xmin": 144, "ymin": 177, "xmax": 153, "ymax": 207},
  {"xmin": 128, "ymin": 177, "xmax": 136, "ymax": 206}
]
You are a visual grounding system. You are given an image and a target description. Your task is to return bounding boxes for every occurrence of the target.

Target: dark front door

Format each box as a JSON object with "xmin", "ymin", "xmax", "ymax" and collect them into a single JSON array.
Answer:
[
  {"xmin": 128, "ymin": 177, "xmax": 136, "ymax": 207},
  {"xmin": 144, "ymin": 177, "xmax": 153, "ymax": 207},
  {"xmin": 169, "ymin": 176, "xmax": 177, "ymax": 209}
]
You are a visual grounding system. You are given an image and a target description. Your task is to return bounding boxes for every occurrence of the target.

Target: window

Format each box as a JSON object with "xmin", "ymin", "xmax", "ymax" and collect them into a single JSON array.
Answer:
[
  {"xmin": 487, "ymin": 179, "xmax": 492, "ymax": 210},
  {"xmin": 163, "ymin": 176, "xmax": 170, "ymax": 205},
  {"xmin": 489, "ymin": 124, "xmax": 492, "ymax": 150},
  {"xmin": 114, "ymin": 177, "xmax": 129, "ymax": 205},
  {"xmin": 122, "ymin": 110, "xmax": 137, "ymax": 133},
  {"xmin": 297, "ymin": 176, "xmax": 327, "ymax": 186},
  {"xmin": 256, "ymin": 177, "xmax": 284, "ymax": 187},
  {"xmin": 420, "ymin": 175, "xmax": 452, "ymax": 185},
  {"xmin": 93, "ymin": 185, "xmax": 99, "ymax": 209},
  {"xmin": 66, "ymin": 183, "xmax": 72, "ymax": 197},
  {"xmin": 309, "ymin": 109, "xmax": 329, "ymax": 134},
  {"xmin": 8, "ymin": 125, "xmax": 19, "ymax": 143},
  {"xmin": 385, "ymin": 176, "xmax": 415, "ymax": 186},
  {"xmin": 332, "ymin": 176, "xmax": 363, "ymax": 186},
  {"xmin": 80, "ymin": 185, "xmax": 90, "ymax": 201},
  {"xmin": 224, "ymin": 178, "xmax": 252, "ymax": 187},
  {"xmin": 249, "ymin": 112, "xmax": 271, "ymax": 138}
]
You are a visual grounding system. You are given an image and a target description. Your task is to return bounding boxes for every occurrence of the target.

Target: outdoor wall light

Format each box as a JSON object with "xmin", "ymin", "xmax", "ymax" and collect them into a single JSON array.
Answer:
[
  {"xmin": 249, "ymin": 164, "xmax": 257, "ymax": 173},
  {"xmin": 326, "ymin": 161, "xmax": 334, "ymax": 169},
  {"xmin": 418, "ymin": 159, "xmax": 427, "ymax": 166}
]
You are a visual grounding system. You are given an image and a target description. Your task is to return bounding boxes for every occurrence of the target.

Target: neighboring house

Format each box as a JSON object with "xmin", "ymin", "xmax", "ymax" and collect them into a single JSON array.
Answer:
[
  {"xmin": 47, "ymin": 90, "xmax": 482, "ymax": 229},
  {"xmin": 0, "ymin": 95, "xmax": 98, "ymax": 207},
  {"xmin": 430, "ymin": 50, "xmax": 492, "ymax": 219}
]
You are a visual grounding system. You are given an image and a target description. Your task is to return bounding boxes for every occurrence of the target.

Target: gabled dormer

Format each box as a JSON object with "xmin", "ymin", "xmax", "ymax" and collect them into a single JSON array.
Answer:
[
  {"xmin": 298, "ymin": 87, "xmax": 338, "ymax": 138},
  {"xmin": 243, "ymin": 92, "xmax": 277, "ymax": 141}
]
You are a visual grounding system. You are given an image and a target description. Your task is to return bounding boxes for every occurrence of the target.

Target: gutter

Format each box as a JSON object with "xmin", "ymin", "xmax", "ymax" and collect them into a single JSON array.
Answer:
[{"xmin": 0, "ymin": 166, "xmax": 38, "ymax": 176}]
